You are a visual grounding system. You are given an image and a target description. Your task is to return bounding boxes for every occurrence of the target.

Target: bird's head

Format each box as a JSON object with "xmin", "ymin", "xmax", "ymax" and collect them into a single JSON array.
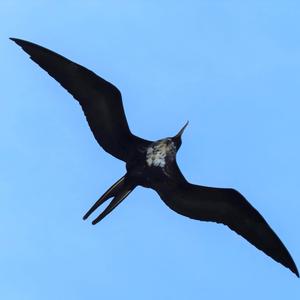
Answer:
[
  {"xmin": 171, "ymin": 121, "xmax": 189, "ymax": 151},
  {"xmin": 145, "ymin": 122, "xmax": 188, "ymax": 168}
]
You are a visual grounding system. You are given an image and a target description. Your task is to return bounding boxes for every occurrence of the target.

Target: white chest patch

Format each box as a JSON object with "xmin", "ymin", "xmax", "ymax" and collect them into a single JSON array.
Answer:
[{"xmin": 146, "ymin": 140, "xmax": 176, "ymax": 168}]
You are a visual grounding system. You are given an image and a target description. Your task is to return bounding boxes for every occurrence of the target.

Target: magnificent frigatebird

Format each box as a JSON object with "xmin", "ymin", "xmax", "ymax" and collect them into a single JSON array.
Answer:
[{"xmin": 11, "ymin": 37, "xmax": 298, "ymax": 277}]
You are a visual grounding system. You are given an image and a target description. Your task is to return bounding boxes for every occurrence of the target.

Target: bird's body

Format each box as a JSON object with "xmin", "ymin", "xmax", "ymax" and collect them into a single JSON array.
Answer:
[
  {"xmin": 145, "ymin": 139, "xmax": 176, "ymax": 168},
  {"xmin": 11, "ymin": 37, "xmax": 298, "ymax": 277},
  {"xmin": 130, "ymin": 138, "xmax": 179, "ymax": 184}
]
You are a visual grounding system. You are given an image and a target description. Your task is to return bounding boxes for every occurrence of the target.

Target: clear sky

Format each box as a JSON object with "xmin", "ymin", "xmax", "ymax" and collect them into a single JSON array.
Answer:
[{"xmin": 1, "ymin": 1, "xmax": 300, "ymax": 299}]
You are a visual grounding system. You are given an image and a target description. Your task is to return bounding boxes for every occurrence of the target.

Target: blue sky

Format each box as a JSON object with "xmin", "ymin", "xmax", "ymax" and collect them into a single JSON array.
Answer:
[{"xmin": 1, "ymin": 1, "xmax": 300, "ymax": 299}]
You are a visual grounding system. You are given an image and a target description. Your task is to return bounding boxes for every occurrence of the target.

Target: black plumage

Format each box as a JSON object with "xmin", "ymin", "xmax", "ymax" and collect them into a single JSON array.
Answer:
[{"xmin": 11, "ymin": 37, "xmax": 298, "ymax": 277}]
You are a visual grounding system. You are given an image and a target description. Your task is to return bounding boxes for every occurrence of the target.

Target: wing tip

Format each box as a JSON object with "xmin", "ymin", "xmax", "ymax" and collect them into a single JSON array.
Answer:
[
  {"xmin": 9, "ymin": 37, "xmax": 22, "ymax": 44},
  {"xmin": 10, "ymin": 37, "xmax": 35, "ymax": 49},
  {"xmin": 289, "ymin": 262, "xmax": 299, "ymax": 278},
  {"xmin": 278, "ymin": 249, "xmax": 299, "ymax": 277}
]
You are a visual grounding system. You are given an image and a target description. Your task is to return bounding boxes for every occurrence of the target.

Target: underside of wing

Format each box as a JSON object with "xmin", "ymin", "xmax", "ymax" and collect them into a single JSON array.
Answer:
[
  {"xmin": 155, "ymin": 175, "xmax": 299, "ymax": 277},
  {"xmin": 11, "ymin": 38, "xmax": 151, "ymax": 161}
]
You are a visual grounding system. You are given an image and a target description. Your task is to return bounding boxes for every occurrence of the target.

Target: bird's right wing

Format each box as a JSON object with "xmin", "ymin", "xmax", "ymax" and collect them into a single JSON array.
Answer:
[
  {"xmin": 154, "ymin": 176, "xmax": 299, "ymax": 276},
  {"xmin": 11, "ymin": 38, "xmax": 151, "ymax": 162}
]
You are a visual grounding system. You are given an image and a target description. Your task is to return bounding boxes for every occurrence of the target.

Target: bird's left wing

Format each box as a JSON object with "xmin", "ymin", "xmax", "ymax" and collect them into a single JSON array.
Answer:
[
  {"xmin": 154, "ymin": 171, "xmax": 299, "ymax": 277},
  {"xmin": 11, "ymin": 38, "xmax": 151, "ymax": 162}
]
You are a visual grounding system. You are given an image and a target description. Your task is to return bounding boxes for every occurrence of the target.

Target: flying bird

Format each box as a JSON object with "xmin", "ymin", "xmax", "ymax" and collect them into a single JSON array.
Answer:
[{"xmin": 11, "ymin": 37, "xmax": 298, "ymax": 277}]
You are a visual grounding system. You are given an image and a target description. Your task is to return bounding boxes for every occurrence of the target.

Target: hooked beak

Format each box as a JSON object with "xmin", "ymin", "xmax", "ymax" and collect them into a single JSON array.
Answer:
[{"xmin": 174, "ymin": 121, "xmax": 189, "ymax": 139}]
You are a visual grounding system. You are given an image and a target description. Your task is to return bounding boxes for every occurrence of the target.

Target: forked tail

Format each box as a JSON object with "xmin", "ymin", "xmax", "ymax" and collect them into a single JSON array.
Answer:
[{"xmin": 83, "ymin": 174, "xmax": 136, "ymax": 225}]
